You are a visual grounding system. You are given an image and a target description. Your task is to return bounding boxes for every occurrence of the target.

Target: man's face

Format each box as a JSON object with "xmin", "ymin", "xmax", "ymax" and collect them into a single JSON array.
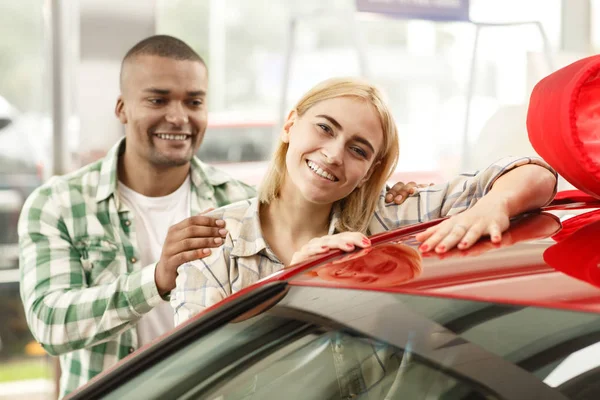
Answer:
[{"xmin": 116, "ymin": 55, "xmax": 208, "ymax": 168}]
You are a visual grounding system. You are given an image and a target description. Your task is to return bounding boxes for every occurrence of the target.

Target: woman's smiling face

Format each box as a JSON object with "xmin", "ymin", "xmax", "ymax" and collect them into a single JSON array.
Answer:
[{"xmin": 281, "ymin": 96, "xmax": 384, "ymax": 205}]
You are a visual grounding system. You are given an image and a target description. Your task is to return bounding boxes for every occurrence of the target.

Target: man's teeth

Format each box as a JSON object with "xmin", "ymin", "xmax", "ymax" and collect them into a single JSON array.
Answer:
[
  {"xmin": 307, "ymin": 160, "xmax": 337, "ymax": 181},
  {"xmin": 156, "ymin": 134, "xmax": 189, "ymax": 141}
]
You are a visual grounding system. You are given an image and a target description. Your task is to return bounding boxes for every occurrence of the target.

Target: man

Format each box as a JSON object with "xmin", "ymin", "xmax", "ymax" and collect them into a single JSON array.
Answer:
[{"xmin": 18, "ymin": 34, "xmax": 418, "ymax": 398}]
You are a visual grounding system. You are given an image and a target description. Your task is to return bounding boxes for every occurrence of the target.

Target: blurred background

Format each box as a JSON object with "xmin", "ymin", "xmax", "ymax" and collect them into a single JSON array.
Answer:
[{"xmin": 0, "ymin": 0, "xmax": 599, "ymax": 398}]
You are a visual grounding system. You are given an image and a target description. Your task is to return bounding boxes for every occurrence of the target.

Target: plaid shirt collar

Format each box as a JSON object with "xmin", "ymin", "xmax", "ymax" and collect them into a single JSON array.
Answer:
[
  {"xmin": 95, "ymin": 137, "xmax": 237, "ymax": 209},
  {"xmin": 230, "ymin": 198, "xmax": 340, "ymax": 259}
]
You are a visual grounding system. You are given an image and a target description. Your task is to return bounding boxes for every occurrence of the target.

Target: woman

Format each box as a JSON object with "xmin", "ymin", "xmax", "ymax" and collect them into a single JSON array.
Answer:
[{"xmin": 172, "ymin": 77, "xmax": 557, "ymax": 324}]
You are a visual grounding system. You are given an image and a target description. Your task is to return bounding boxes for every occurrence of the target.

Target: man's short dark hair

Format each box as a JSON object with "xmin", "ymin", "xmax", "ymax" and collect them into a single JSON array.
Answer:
[{"xmin": 120, "ymin": 35, "xmax": 206, "ymax": 88}]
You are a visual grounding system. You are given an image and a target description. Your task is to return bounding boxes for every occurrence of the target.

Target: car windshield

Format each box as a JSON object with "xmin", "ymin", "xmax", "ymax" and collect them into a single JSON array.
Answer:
[{"xmin": 91, "ymin": 285, "xmax": 600, "ymax": 400}]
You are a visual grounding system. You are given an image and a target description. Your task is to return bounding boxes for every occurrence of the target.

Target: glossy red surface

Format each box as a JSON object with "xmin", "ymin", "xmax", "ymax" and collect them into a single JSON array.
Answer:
[
  {"xmin": 280, "ymin": 199, "xmax": 600, "ymax": 314},
  {"xmin": 190, "ymin": 193, "xmax": 600, "ymax": 321}
]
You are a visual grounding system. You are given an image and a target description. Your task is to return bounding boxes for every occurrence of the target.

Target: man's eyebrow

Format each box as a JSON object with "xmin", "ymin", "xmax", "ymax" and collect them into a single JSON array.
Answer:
[
  {"xmin": 187, "ymin": 90, "xmax": 206, "ymax": 97},
  {"xmin": 142, "ymin": 88, "xmax": 206, "ymax": 97},
  {"xmin": 144, "ymin": 88, "xmax": 170, "ymax": 95}
]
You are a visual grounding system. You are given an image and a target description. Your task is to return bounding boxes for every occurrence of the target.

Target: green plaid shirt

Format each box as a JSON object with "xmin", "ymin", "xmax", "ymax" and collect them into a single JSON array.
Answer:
[{"xmin": 18, "ymin": 138, "xmax": 256, "ymax": 398}]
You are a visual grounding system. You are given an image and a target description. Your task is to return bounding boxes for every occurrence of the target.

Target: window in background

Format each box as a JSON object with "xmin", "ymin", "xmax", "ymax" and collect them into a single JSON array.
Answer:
[
  {"xmin": 157, "ymin": 0, "xmax": 562, "ymax": 178},
  {"xmin": 0, "ymin": 0, "xmax": 55, "ymax": 397},
  {"xmin": 592, "ymin": 0, "xmax": 600, "ymax": 53}
]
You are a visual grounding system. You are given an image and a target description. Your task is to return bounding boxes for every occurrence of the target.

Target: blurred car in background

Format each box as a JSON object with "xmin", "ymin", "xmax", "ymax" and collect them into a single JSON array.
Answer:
[
  {"xmin": 197, "ymin": 113, "xmax": 276, "ymax": 186},
  {"xmin": 67, "ymin": 192, "xmax": 600, "ymax": 400}
]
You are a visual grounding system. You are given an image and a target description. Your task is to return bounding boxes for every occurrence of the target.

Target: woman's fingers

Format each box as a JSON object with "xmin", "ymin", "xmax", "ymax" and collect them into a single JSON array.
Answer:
[
  {"xmin": 417, "ymin": 218, "xmax": 507, "ymax": 253},
  {"xmin": 433, "ymin": 223, "xmax": 470, "ymax": 253},
  {"xmin": 457, "ymin": 223, "xmax": 485, "ymax": 249},
  {"xmin": 290, "ymin": 232, "xmax": 372, "ymax": 265}
]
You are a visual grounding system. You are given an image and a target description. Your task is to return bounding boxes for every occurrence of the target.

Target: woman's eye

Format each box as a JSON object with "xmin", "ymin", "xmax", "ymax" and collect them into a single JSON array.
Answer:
[
  {"xmin": 317, "ymin": 123, "xmax": 332, "ymax": 134},
  {"xmin": 351, "ymin": 147, "xmax": 367, "ymax": 158}
]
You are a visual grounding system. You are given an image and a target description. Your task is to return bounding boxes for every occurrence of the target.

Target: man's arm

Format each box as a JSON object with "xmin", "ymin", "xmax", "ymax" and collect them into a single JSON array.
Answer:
[{"xmin": 19, "ymin": 188, "xmax": 163, "ymax": 356}]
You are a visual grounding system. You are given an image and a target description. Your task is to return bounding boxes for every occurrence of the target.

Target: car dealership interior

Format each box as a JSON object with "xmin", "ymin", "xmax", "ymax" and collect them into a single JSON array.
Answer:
[{"xmin": 2, "ymin": 1, "xmax": 600, "ymax": 399}]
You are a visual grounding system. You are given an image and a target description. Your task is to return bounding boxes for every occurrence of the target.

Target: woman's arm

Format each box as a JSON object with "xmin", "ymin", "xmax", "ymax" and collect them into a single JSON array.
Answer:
[{"xmin": 416, "ymin": 164, "xmax": 557, "ymax": 253}]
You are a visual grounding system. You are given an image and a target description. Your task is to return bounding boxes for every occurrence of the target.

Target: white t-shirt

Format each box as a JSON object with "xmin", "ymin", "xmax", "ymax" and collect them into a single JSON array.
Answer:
[{"xmin": 118, "ymin": 177, "xmax": 191, "ymax": 347}]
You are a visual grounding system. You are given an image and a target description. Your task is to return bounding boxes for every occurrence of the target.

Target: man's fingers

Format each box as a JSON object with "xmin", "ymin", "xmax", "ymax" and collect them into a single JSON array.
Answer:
[
  {"xmin": 199, "ymin": 207, "xmax": 215, "ymax": 215},
  {"xmin": 169, "ymin": 225, "xmax": 227, "ymax": 242},
  {"xmin": 171, "ymin": 248, "xmax": 213, "ymax": 268},
  {"xmin": 170, "ymin": 237, "xmax": 226, "ymax": 256},
  {"xmin": 186, "ymin": 215, "xmax": 226, "ymax": 228}
]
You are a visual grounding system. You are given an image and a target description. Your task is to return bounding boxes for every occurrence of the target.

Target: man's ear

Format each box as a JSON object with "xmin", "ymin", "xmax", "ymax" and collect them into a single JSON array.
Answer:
[
  {"xmin": 115, "ymin": 96, "xmax": 127, "ymax": 124},
  {"xmin": 358, "ymin": 160, "xmax": 381, "ymax": 188},
  {"xmin": 281, "ymin": 110, "xmax": 297, "ymax": 144}
]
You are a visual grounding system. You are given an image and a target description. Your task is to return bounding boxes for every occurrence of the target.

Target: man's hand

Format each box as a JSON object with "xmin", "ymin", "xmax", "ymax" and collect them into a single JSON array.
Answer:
[
  {"xmin": 155, "ymin": 214, "xmax": 228, "ymax": 296},
  {"xmin": 385, "ymin": 181, "xmax": 434, "ymax": 204},
  {"xmin": 416, "ymin": 196, "xmax": 511, "ymax": 254}
]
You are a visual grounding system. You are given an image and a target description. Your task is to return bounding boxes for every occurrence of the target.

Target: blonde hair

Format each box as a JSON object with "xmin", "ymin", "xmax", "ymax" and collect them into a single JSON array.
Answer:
[{"xmin": 259, "ymin": 77, "xmax": 400, "ymax": 233}]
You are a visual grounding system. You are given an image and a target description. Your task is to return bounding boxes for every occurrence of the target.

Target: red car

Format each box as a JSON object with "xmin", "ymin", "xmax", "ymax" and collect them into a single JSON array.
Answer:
[{"xmin": 66, "ymin": 191, "xmax": 600, "ymax": 400}]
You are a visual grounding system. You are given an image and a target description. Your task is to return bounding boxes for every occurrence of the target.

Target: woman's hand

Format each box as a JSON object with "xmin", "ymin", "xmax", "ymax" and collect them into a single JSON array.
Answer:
[
  {"xmin": 416, "ymin": 196, "xmax": 511, "ymax": 254},
  {"xmin": 290, "ymin": 232, "xmax": 371, "ymax": 265}
]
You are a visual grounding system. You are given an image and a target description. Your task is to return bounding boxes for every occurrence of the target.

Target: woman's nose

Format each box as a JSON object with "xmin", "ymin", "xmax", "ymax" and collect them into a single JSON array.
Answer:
[{"xmin": 322, "ymin": 143, "xmax": 344, "ymax": 165}]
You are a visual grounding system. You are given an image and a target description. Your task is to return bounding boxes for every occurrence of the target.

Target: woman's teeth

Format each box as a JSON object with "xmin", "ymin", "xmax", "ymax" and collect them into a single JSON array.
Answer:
[
  {"xmin": 156, "ymin": 134, "xmax": 189, "ymax": 141},
  {"xmin": 307, "ymin": 160, "xmax": 337, "ymax": 181}
]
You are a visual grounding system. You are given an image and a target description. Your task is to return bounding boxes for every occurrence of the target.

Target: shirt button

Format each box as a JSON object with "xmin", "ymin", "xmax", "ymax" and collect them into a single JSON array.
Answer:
[
  {"xmin": 128, "ymin": 347, "xmax": 135, "ymax": 354},
  {"xmin": 130, "ymin": 257, "xmax": 137, "ymax": 263},
  {"xmin": 124, "ymin": 220, "xmax": 131, "ymax": 226}
]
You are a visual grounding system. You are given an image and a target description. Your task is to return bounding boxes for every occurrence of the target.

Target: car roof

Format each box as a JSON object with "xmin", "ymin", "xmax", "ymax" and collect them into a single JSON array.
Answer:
[{"xmin": 255, "ymin": 193, "xmax": 600, "ymax": 315}]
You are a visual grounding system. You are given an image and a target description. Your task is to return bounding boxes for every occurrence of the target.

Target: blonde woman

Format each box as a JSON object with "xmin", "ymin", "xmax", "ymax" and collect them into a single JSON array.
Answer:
[{"xmin": 172, "ymin": 77, "xmax": 556, "ymax": 324}]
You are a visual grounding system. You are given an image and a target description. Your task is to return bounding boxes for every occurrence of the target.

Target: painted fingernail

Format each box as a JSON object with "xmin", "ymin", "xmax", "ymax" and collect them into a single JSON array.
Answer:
[
  {"xmin": 436, "ymin": 245, "xmax": 446, "ymax": 253},
  {"xmin": 419, "ymin": 244, "xmax": 428, "ymax": 252},
  {"xmin": 362, "ymin": 238, "xmax": 371, "ymax": 245},
  {"xmin": 214, "ymin": 237, "xmax": 223, "ymax": 245},
  {"xmin": 218, "ymin": 229, "xmax": 228, "ymax": 236},
  {"xmin": 395, "ymin": 195, "xmax": 403, "ymax": 202},
  {"xmin": 493, "ymin": 235, "xmax": 500, "ymax": 241},
  {"xmin": 459, "ymin": 241, "xmax": 468, "ymax": 248},
  {"xmin": 321, "ymin": 246, "xmax": 329, "ymax": 250},
  {"xmin": 346, "ymin": 243, "xmax": 355, "ymax": 249}
]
